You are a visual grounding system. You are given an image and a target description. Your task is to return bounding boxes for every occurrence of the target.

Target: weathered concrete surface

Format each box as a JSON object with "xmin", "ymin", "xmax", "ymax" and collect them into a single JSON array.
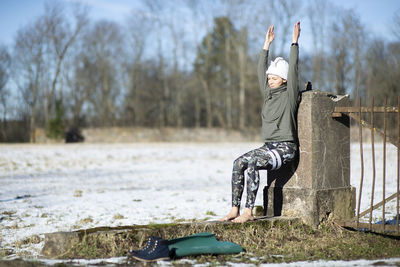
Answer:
[
  {"xmin": 265, "ymin": 187, "xmax": 356, "ymax": 226},
  {"xmin": 41, "ymin": 217, "xmax": 301, "ymax": 259},
  {"xmin": 266, "ymin": 90, "xmax": 355, "ymax": 225},
  {"xmin": 289, "ymin": 90, "xmax": 351, "ymax": 189}
]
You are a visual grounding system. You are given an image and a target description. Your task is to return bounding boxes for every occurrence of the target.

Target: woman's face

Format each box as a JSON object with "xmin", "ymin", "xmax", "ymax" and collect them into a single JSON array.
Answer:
[{"xmin": 268, "ymin": 74, "xmax": 286, "ymax": 89}]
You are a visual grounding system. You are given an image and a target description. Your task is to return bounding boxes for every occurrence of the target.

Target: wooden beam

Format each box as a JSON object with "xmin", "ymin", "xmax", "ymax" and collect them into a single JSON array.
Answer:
[{"xmin": 331, "ymin": 112, "xmax": 343, "ymax": 117}]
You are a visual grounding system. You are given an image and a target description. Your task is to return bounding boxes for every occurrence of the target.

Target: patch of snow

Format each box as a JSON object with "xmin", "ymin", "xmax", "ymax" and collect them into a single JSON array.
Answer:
[
  {"xmin": 260, "ymin": 258, "xmax": 400, "ymax": 267},
  {"xmin": 0, "ymin": 142, "xmax": 399, "ymax": 265},
  {"xmin": 0, "ymin": 143, "xmax": 265, "ymax": 257}
]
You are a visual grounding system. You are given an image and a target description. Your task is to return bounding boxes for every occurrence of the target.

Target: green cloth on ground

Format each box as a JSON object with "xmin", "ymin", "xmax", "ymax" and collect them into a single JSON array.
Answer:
[{"xmin": 167, "ymin": 232, "xmax": 243, "ymax": 257}]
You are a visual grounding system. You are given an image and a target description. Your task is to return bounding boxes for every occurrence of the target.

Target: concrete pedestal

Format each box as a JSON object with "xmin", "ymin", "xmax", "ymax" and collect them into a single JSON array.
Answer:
[{"xmin": 265, "ymin": 90, "xmax": 355, "ymax": 226}]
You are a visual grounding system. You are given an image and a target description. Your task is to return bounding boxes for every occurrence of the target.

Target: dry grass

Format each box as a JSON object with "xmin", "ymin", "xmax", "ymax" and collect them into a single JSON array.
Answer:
[
  {"xmin": 51, "ymin": 218, "xmax": 400, "ymax": 264},
  {"xmin": 2, "ymin": 218, "xmax": 400, "ymax": 265},
  {"xmin": 33, "ymin": 127, "xmax": 261, "ymax": 143}
]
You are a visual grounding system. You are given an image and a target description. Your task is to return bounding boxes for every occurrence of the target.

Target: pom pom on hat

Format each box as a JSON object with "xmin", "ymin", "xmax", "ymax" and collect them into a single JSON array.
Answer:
[{"xmin": 266, "ymin": 57, "xmax": 289, "ymax": 80}]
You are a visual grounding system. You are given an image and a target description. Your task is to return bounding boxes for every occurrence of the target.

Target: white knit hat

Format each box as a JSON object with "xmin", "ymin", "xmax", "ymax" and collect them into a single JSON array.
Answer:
[{"xmin": 266, "ymin": 57, "xmax": 289, "ymax": 80}]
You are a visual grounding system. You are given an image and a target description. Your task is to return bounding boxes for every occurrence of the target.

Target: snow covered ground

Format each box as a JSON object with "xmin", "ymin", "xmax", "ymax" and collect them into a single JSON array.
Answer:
[
  {"xmin": 351, "ymin": 142, "xmax": 399, "ymax": 223},
  {"xmin": 0, "ymin": 142, "xmax": 264, "ymax": 258},
  {"xmin": 0, "ymin": 142, "xmax": 399, "ymax": 265}
]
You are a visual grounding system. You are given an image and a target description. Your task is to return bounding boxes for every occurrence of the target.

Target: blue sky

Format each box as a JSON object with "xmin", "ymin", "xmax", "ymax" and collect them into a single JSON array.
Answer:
[
  {"xmin": 331, "ymin": 0, "xmax": 400, "ymax": 41},
  {"xmin": 0, "ymin": 0, "xmax": 399, "ymax": 48}
]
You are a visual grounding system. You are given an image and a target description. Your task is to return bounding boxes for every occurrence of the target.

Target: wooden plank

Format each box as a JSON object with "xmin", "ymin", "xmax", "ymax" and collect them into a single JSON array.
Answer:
[{"xmin": 331, "ymin": 112, "xmax": 343, "ymax": 117}]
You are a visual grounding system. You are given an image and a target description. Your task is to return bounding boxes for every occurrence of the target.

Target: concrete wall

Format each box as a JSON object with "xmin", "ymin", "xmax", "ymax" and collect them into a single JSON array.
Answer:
[{"xmin": 265, "ymin": 90, "xmax": 355, "ymax": 226}]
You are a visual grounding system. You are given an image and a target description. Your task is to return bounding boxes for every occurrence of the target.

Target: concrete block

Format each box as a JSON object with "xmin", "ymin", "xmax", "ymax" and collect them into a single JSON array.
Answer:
[
  {"xmin": 264, "ymin": 187, "xmax": 355, "ymax": 226},
  {"xmin": 264, "ymin": 90, "xmax": 355, "ymax": 226}
]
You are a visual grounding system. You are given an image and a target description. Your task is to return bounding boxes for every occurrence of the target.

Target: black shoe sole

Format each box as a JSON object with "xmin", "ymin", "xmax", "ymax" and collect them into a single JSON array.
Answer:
[{"xmin": 129, "ymin": 255, "xmax": 170, "ymax": 262}]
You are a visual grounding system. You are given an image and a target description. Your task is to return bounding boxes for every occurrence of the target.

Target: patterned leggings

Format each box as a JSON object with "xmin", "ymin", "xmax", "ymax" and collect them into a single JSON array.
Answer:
[{"xmin": 231, "ymin": 141, "xmax": 297, "ymax": 209}]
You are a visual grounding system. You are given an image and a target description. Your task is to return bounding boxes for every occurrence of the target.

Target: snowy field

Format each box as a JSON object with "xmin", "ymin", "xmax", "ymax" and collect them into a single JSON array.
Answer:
[
  {"xmin": 351, "ymin": 142, "xmax": 399, "ymax": 223},
  {"xmin": 0, "ymin": 142, "xmax": 399, "ymax": 265}
]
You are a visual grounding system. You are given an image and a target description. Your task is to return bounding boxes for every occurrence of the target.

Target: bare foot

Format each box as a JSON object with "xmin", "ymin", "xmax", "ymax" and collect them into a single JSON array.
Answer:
[
  {"xmin": 232, "ymin": 208, "xmax": 254, "ymax": 223},
  {"xmin": 219, "ymin": 207, "xmax": 239, "ymax": 221}
]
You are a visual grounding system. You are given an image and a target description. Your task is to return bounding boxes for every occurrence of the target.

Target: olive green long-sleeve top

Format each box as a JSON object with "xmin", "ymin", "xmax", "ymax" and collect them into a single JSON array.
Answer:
[{"xmin": 257, "ymin": 45, "xmax": 300, "ymax": 143}]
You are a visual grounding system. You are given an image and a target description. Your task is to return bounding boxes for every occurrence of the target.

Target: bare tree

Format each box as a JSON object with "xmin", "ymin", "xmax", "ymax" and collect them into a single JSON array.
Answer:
[
  {"xmin": 392, "ymin": 12, "xmax": 400, "ymax": 41},
  {"xmin": 275, "ymin": 0, "xmax": 301, "ymax": 56},
  {"xmin": 364, "ymin": 38, "xmax": 400, "ymax": 136},
  {"xmin": 0, "ymin": 45, "xmax": 11, "ymax": 140},
  {"xmin": 64, "ymin": 50, "xmax": 91, "ymax": 127},
  {"xmin": 12, "ymin": 1, "xmax": 88, "ymax": 141},
  {"xmin": 10, "ymin": 0, "xmax": 397, "ymax": 138},
  {"xmin": 143, "ymin": 0, "xmax": 190, "ymax": 128},
  {"xmin": 142, "ymin": 0, "xmax": 170, "ymax": 127},
  {"xmin": 165, "ymin": 6, "xmax": 187, "ymax": 128},
  {"xmin": 81, "ymin": 20, "xmax": 126, "ymax": 126},
  {"xmin": 42, "ymin": 1, "xmax": 88, "ymax": 127},
  {"xmin": 366, "ymin": 39, "xmax": 400, "ymax": 104},
  {"xmin": 219, "ymin": 17, "xmax": 235, "ymax": 129},
  {"xmin": 187, "ymin": 0, "xmax": 219, "ymax": 128},
  {"xmin": 123, "ymin": 9, "xmax": 152, "ymax": 126},
  {"xmin": 307, "ymin": 0, "xmax": 328, "ymax": 90},
  {"xmin": 221, "ymin": 0, "xmax": 258, "ymax": 130},
  {"xmin": 327, "ymin": 9, "xmax": 365, "ymax": 97},
  {"xmin": 237, "ymin": 28, "xmax": 248, "ymax": 130},
  {"xmin": 349, "ymin": 15, "xmax": 365, "ymax": 102},
  {"xmin": 13, "ymin": 18, "xmax": 47, "ymax": 142}
]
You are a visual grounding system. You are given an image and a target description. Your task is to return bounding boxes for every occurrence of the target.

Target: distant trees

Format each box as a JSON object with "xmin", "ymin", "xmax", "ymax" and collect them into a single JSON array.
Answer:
[
  {"xmin": 81, "ymin": 20, "xmax": 125, "ymax": 126},
  {"xmin": 12, "ymin": 1, "xmax": 87, "ymax": 141},
  {"xmin": 328, "ymin": 9, "xmax": 365, "ymax": 98},
  {"xmin": 366, "ymin": 40, "xmax": 400, "ymax": 105},
  {"xmin": 307, "ymin": 0, "xmax": 328, "ymax": 91},
  {"xmin": 194, "ymin": 17, "xmax": 253, "ymax": 129},
  {"xmin": 13, "ymin": 15, "xmax": 46, "ymax": 142},
  {"xmin": 1, "ymin": 0, "xmax": 399, "ymax": 142},
  {"xmin": 0, "ymin": 45, "xmax": 11, "ymax": 140},
  {"xmin": 122, "ymin": 9, "xmax": 155, "ymax": 127}
]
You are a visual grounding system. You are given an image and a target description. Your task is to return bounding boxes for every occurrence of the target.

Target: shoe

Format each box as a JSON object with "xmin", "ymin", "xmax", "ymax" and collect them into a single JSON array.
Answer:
[
  {"xmin": 129, "ymin": 239, "xmax": 170, "ymax": 262},
  {"xmin": 129, "ymin": 236, "xmax": 161, "ymax": 257}
]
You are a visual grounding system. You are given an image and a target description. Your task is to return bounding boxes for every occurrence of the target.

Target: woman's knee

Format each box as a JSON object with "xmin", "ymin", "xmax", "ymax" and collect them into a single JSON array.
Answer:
[
  {"xmin": 233, "ymin": 155, "xmax": 248, "ymax": 171},
  {"xmin": 233, "ymin": 157, "xmax": 243, "ymax": 169}
]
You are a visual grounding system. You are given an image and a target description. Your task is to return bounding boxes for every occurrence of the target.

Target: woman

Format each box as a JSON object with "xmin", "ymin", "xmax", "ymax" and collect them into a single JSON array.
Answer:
[{"xmin": 220, "ymin": 22, "xmax": 301, "ymax": 223}]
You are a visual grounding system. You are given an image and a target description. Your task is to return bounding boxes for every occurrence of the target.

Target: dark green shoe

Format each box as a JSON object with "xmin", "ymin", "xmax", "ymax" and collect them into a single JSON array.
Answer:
[{"xmin": 168, "ymin": 232, "xmax": 243, "ymax": 257}]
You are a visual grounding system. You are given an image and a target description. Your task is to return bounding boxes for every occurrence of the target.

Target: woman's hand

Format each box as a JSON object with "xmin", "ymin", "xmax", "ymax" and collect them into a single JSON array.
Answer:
[
  {"xmin": 292, "ymin": 21, "xmax": 300, "ymax": 43},
  {"xmin": 263, "ymin": 25, "xmax": 274, "ymax": 50}
]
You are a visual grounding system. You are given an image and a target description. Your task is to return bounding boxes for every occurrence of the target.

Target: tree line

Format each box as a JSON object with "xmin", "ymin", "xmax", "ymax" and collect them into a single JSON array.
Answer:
[{"xmin": 0, "ymin": 0, "xmax": 399, "ymax": 142}]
